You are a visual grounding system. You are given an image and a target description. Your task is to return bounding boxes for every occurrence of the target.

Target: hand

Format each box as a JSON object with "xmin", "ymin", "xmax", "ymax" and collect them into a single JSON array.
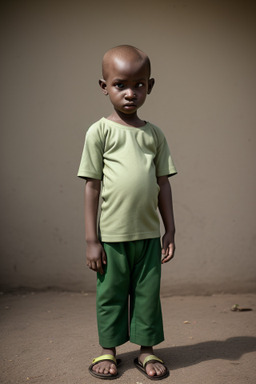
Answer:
[
  {"xmin": 161, "ymin": 232, "xmax": 175, "ymax": 264},
  {"xmin": 86, "ymin": 241, "xmax": 107, "ymax": 275}
]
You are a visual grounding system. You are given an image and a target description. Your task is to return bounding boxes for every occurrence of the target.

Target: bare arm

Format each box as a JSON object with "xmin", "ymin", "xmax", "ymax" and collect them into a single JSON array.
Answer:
[
  {"xmin": 157, "ymin": 175, "xmax": 176, "ymax": 263},
  {"xmin": 84, "ymin": 178, "xmax": 106, "ymax": 274}
]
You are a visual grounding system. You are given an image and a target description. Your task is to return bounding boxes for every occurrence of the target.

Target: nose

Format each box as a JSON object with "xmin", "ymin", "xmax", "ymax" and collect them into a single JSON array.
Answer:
[{"xmin": 125, "ymin": 88, "xmax": 136, "ymax": 99}]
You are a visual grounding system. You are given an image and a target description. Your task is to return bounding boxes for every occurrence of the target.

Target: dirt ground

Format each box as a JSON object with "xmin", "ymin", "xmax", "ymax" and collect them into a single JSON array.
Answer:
[{"xmin": 0, "ymin": 291, "xmax": 256, "ymax": 384}]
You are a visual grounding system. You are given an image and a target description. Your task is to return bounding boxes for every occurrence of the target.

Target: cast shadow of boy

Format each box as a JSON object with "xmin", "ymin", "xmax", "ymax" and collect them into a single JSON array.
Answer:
[{"xmin": 118, "ymin": 336, "xmax": 256, "ymax": 371}]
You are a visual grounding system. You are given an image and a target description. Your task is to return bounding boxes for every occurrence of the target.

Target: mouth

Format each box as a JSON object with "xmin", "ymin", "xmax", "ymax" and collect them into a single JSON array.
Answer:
[{"xmin": 124, "ymin": 103, "xmax": 137, "ymax": 108}]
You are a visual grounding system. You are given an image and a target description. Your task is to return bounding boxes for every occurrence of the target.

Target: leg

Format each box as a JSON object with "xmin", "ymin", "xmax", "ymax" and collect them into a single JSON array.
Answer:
[
  {"xmin": 138, "ymin": 346, "xmax": 168, "ymax": 378},
  {"xmin": 129, "ymin": 238, "xmax": 168, "ymax": 378},
  {"xmin": 92, "ymin": 242, "xmax": 130, "ymax": 377},
  {"xmin": 130, "ymin": 238, "xmax": 164, "ymax": 346},
  {"xmin": 89, "ymin": 347, "xmax": 118, "ymax": 377}
]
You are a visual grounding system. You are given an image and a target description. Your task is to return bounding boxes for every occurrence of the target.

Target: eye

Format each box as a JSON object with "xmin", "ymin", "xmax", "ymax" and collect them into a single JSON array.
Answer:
[
  {"xmin": 136, "ymin": 82, "xmax": 144, "ymax": 88},
  {"xmin": 115, "ymin": 83, "xmax": 124, "ymax": 89}
]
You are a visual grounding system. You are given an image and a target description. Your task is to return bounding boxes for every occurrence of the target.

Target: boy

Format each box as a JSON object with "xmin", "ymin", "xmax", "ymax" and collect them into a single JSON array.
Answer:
[{"xmin": 78, "ymin": 45, "xmax": 177, "ymax": 380}]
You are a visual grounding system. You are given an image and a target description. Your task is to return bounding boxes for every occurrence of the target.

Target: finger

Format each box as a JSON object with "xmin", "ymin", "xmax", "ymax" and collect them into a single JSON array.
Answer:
[
  {"xmin": 90, "ymin": 261, "xmax": 97, "ymax": 271},
  {"xmin": 162, "ymin": 255, "xmax": 171, "ymax": 263},
  {"xmin": 102, "ymin": 250, "xmax": 107, "ymax": 265},
  {"xmin": 97, "ymin": 259, "xmax": 104, "ymax": 275},
  {"xmin": 168, "ymin": 244, "xmax": 175, "ymax": 260},
  {"xmin": 162, "ymin": 245, "xmax": 175, "ymax": 263}
]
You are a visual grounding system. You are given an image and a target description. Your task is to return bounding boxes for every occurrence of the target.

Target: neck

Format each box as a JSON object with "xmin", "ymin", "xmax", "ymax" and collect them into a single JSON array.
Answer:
[{"xmin": 107, "ymin": 110, "xmax": 145, "ymax": 127}]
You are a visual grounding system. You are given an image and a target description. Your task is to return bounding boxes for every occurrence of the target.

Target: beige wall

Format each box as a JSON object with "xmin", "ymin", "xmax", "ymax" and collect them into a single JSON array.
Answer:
[{"xmin": 1, "ymin": 0, "xmax": 256, "ymax": 294}]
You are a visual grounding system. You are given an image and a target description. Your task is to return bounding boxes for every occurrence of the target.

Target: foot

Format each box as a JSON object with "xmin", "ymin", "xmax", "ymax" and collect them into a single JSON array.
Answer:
[
  {"xmin": 139, "ymin": 346, "xmax": 167, "ymax": 378},
  {"xmin": 92, "ymin": 348, "xmax": 117, "ymax": 376}
]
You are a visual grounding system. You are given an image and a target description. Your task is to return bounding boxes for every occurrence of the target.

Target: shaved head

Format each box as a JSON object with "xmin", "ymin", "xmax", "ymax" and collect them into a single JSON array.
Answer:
[{"xmin": 102, "ymin": 45, "xmax": 151, "ymax": 80}]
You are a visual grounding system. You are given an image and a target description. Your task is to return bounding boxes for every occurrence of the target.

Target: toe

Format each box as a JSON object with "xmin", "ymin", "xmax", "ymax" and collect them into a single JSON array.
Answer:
[
  {"xmin": 92, "ymin": 364, "xmax": 99, "ymax": 373},
  {"xmin": 146, "ymin": 363, "xmax": 156, "ymax": 377},
  {"xmin": 155, "ymin": 362, "xmax": 165, "ymax": 376},
  {"xmin": 109, "ymin": 363, "xmax": 117, "ymax": 374},
  {"xmin": 146, "ymin": 362, "xmax": 166, "ymax": 377},
  {"xmin": 93, "ymin": 361, "xmax": 117, "ymax": 375}
]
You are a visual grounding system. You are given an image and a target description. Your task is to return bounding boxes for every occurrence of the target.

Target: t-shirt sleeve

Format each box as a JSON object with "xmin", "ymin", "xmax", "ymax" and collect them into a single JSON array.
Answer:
[
  {"xmin": 77, "ymin": 124, "xmax": 104, "ymax": 180},
  {"xmin": 154, "ymin": 133, "xmax": 177, "ymax": 178}
]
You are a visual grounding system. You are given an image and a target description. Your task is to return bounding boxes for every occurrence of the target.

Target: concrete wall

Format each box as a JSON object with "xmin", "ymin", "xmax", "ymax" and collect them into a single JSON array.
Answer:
[{"xmin": 1, "ymin": 0, "xmax": 256, "ymax": 294}]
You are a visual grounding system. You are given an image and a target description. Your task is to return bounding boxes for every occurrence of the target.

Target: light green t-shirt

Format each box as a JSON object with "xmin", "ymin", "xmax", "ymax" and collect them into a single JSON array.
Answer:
[{"xmin": 78, "ymin": 118, "xmax": 177, "ymax": 242}]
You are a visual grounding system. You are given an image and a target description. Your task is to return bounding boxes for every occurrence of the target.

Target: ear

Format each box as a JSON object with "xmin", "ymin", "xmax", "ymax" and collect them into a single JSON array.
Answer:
[
  {"xmin": 99, "ymin": 79, "xmax": 108, "ymax": 95},
  {"xmin": 147, "ymin": 78, "xmax": 155, "ymax": 95}
]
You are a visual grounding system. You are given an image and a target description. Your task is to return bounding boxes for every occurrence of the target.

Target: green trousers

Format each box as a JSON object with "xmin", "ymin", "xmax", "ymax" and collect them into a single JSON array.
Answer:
[{"xmin": 96, "ymin": 238, "xmax": 164, "ymax": 348}]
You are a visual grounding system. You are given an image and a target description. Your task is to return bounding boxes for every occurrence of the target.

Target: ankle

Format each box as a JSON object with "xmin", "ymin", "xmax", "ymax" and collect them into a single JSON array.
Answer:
[
  {"xmin": 101, "ymin": 347, "xmax": 116, "ymax": 356},
  {"xmin": 140, "ymin": 346, "xmax": 154, "ymax": 354}
]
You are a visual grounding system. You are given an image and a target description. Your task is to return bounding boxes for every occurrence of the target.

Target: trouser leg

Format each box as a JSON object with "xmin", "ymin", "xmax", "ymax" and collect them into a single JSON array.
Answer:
[
  {"xmin": 96, "ymin": 242, "xmax": 130, "ymax": 348},
  {"xmin": 129, "ymin": 238, "xmax": 164, "ymax": 346},
  {"xmin": 96, "ymin": 238, "xmax": 164, "ymax": 348}
]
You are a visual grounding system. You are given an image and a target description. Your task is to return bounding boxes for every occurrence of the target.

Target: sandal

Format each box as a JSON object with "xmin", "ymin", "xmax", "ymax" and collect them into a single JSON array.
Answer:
[
  {"xmin": 89, "ymin": 354, "xmax": 121, "ymax": 380},
  {"xmin": 134, "ymin": 354, "xmax": 169, "ymax": 380}
]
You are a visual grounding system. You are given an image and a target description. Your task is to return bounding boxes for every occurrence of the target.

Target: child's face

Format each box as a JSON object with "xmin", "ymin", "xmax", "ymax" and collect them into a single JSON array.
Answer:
[{"xmin": 100, "ymin": 56, "xmax": 154, "ymax": 116}]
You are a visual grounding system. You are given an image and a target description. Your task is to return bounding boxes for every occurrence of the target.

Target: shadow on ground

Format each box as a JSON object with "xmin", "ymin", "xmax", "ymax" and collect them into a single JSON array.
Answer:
[{"xmin": 117, "ymin": 336, "xmax": 256, "ymax": 373}]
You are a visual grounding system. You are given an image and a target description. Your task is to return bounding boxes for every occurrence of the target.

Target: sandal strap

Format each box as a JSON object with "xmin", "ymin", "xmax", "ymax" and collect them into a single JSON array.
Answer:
[
  {"xmin": 143, "ymin": 354, "xmax": 164, "ymax": 367},
  {"xmin": 92, "ymin": 354, "xmax": 117, "ymax": 365}
]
